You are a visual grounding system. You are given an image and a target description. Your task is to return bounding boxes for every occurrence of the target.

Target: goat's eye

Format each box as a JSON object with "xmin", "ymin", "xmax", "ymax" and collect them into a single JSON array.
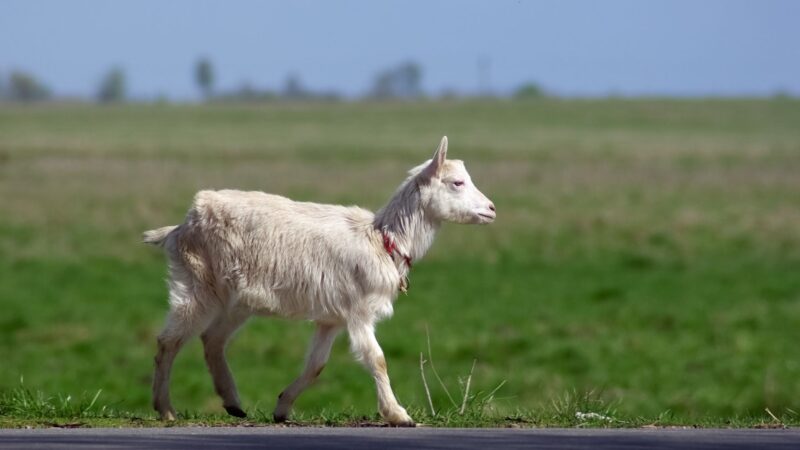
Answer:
[{"xmin": 453, "ymin": 180, "xmax": 465, "ymax": 187}]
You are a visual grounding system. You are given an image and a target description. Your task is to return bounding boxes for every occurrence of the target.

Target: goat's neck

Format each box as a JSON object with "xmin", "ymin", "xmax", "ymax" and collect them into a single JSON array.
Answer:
[{"xmin": 373, "ymin": 180, "xmax": 439, "ymax": 269}]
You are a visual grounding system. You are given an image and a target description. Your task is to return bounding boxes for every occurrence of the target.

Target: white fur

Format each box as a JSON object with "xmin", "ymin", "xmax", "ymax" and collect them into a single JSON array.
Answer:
[{"xmin": 145, "ymin": 136, "xmax": 495, "ymax": 426}]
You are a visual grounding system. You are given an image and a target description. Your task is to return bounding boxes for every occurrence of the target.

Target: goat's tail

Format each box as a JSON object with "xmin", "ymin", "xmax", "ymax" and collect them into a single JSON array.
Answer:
[{"xmin": 142, "ymin": 225, "xmax": 178, "ymax": 247}]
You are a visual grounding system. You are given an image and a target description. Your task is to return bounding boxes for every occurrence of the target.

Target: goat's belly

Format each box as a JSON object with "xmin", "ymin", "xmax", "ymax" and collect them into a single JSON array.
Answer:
[
  {"xmin": 221, "ymin": 250, "xmax": 398, "ymax": 323},
  {"xmin": 233, "ymin": 285, "xmax": 279, "ymax": 314},
  {"xmin": 233, "ymin": 285, "xmax": 303, "ymax": 318},
  {"xmin": 232, "ymin": 283, "xmax": 345, "ymax": 322}
]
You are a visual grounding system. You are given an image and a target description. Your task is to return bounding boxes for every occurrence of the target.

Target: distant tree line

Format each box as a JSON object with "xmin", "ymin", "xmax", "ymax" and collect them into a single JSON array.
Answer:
[
  {"xmin": 97, "ymin": 67, "xmax": 126, "ymax": 103},
  {"xmin": 369, "ymin": 61, "xmax": 422, "ymax": 99},
  {"xmin": 0, "ymin": 67, "xmax": 127, "ymax": 103},
  {"xmin": 195, "ymin": 58, "xmax": 214, "ymax": 99},
  {"xmin": 0, "ymin": 71, "xmax": 51, "ymax": 101},
  {"xmin": 199, "ymin": 59, "xmax": 341, "ymax": 103},
  {"xmin": 0, "ymin": 59, "xmax": 555, "ymax": 104}
]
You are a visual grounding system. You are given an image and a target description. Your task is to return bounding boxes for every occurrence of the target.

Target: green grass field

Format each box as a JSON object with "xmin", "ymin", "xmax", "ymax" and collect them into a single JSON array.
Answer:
[{"xmin": 1, "ymin": 99, "xmax": 799, "ymax": 427}]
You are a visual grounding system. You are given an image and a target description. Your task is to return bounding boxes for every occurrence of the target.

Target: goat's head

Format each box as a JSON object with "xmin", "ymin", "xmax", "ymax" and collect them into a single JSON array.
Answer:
[{"xmin": 413, "ymin": 136, "xmax": 496, "ymax": 225}]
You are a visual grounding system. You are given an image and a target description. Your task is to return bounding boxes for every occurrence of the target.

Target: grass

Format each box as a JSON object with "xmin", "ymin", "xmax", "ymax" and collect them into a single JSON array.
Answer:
[
  {"xmin": 1, "ymin": 382, "xmax": 796, "ymax": 429},
  {"xmin": 1, "ymin": 99, "xmax": 800, "ymax": 427}
]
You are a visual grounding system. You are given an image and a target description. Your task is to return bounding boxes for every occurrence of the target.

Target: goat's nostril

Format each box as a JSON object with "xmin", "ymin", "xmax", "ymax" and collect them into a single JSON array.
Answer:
[{"xmin": 489, "ymin": 203, "xmax": 496, "ymax": 212}]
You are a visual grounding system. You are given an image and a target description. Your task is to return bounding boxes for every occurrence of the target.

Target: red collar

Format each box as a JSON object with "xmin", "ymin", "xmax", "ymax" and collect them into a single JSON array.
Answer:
[{"xmin": 382, "ymin": 232, "xmax": 413, "ymax": 269}]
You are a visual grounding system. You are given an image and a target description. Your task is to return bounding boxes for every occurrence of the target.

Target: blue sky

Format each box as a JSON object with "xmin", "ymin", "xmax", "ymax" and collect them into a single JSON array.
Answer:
[{"xmin": 1, "ymin": 0, "xmax": 798, "ymax": 99}]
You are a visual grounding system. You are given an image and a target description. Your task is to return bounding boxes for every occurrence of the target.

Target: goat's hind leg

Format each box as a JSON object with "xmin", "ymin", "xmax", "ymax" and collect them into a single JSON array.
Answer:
[
  {"xmin": 273, "ymin": 322, "xmax": 341, "ymax": 422},
  {"xmin": 152, "ymin": 305, "xmax": 215, "ymax": 421},
  {"xmin": 201, "ymin": 310, "xmax": 249, "ymax": 418}
]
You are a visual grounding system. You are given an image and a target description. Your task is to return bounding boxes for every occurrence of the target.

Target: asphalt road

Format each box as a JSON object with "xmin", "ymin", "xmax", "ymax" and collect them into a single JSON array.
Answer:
[{"xmin": 1, "ymin": 427, "xmax": 798, "ymax": 450}]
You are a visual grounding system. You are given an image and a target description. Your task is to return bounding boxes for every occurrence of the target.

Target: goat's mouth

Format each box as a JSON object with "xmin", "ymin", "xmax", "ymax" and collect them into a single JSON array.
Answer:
[{"xmin": 477, "ymin": 212, "xmax": 496, "ymax": 223}]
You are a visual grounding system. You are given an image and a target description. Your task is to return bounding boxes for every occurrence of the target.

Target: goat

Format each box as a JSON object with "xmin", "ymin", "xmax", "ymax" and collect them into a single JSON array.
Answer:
[{"xmin": 143, "ymin": 136, "xmax": 496, "ymax": 426}]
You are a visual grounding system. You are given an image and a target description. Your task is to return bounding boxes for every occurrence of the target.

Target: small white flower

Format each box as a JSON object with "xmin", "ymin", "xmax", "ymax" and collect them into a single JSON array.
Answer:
[{"xmin": 576, "ymin": 411, "xmax": 613, "ymax": 421}]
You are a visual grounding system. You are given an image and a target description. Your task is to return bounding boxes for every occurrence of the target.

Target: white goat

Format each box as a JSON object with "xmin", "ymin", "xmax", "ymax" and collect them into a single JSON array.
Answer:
[{"xmin": 143, "ymin": 136, "xmax": 495, "ymax": 426}]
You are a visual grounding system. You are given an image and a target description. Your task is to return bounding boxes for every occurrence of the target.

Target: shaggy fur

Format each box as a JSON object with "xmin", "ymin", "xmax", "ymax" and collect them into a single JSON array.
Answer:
[{"xmin": 145, "ymin": 136, "xmax": 495, "ymax": 426}]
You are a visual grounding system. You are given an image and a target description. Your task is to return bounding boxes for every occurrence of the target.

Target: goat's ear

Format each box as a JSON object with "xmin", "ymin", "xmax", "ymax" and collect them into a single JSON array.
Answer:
[{"xmin": 425, "ymin": 136, "xmax": 448, "ymax": 177}]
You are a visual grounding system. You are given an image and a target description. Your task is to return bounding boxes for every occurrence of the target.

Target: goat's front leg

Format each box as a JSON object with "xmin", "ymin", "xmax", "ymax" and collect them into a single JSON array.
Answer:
[{"xmin": 348, "ymin": 322, "xmax": 414, "ymax": 427}]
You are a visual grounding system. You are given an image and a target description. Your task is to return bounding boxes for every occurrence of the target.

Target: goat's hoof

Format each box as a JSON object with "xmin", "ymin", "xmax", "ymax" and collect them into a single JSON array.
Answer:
[
  {"xmin": 224, "ymin": 405, "xmax": 247, "ymax": 418},
  {"xmin": 390, "ymin": 420, "xmax": 416, "ymax": 428},
  {"xmin": 158, "ymin": 410, "xmax": 177, "ymax": 421},
  {"xmin": 385, "ymin": 408, "xmax": 415, "ymax": 427}
]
